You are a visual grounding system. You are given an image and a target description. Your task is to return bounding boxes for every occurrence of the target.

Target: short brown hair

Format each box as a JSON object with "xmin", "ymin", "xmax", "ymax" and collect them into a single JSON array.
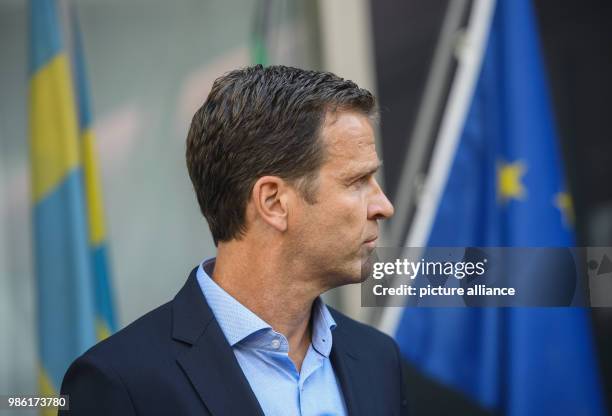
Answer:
[{"xmin": 186, "ymin": 65, "xmax": 375, "ymax": 245}]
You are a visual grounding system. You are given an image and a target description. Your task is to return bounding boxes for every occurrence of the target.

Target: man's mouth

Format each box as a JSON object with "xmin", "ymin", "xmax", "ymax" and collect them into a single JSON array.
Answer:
[{"xmin": 363, "ymin": 236, "xmax": 378, "ymax": 248}]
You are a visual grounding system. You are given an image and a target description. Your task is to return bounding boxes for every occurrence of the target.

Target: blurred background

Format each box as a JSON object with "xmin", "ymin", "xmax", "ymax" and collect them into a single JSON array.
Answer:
[{"xmin": 1, "ymin": 0, "xmax": 611, "ymax": 414}]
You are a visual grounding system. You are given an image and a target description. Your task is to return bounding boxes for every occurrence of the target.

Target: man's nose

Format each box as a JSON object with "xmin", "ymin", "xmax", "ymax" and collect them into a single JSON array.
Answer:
[{"xmin": 368, "ymin": 178, "xmax": 395, "ymax": 220}]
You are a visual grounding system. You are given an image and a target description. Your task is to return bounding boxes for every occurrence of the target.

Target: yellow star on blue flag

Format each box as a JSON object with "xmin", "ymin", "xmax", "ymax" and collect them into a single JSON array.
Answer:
[
  {"xmin": 497, "ymin": 160, "xmax": 527, "ymax": 202},
  {"xmin": 554, "ymin": 191, "xmax": 575, "ymax": 227}
]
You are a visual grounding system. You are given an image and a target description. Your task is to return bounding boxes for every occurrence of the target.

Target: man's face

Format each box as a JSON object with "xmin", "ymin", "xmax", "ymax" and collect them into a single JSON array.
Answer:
[{"xmin": 287, "ymin": 110, "xmax": 394, "ymax": 289}]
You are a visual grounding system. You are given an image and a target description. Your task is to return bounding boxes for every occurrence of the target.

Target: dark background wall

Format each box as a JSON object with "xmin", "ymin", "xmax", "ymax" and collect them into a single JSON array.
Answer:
[{"xmin": 535, "ymin": 0, "xmax": 612, "ymax": 409}]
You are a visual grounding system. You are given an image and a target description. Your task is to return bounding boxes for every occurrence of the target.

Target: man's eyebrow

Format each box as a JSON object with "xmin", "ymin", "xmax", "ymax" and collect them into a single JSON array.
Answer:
[
  {"xmin": 364, "ymin": 160, "xmax": 383, "ymax": 175},
  {"xmin": 347, "ymin": 160, "xmax": 383, "ymax": 181},
  {"xmin": 369, "ymin": 161, "xmax": 383, "ymax": 175}
]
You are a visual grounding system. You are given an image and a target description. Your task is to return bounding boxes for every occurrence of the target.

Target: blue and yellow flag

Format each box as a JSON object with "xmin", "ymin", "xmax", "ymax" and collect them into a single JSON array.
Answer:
[
  {"xmin": 389, "ymin": 0, "xmax": 605, "ymax": 414},
  {"xmin": 70, "ymin": 6, "xmax": 117, "ymax": 342},
  {"xmin": 29, "ymin": 0, "xmax": 115, "ymax": 405}
]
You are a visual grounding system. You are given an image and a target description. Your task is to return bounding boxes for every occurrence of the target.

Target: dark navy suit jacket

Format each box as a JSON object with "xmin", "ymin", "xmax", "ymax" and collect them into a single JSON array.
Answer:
[{"xmin": 60, "ymin": 268, "xmax": 409, "ymax": 415}]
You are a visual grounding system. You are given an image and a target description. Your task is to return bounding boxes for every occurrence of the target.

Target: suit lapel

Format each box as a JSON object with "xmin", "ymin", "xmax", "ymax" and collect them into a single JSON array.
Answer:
[
  {"xmin": 330, "ymin": 326, "xmax": 362, "ymax": 416},
  {"xmin": 172, "ymin": 270, "xmax": 264, "ymax": 416}
]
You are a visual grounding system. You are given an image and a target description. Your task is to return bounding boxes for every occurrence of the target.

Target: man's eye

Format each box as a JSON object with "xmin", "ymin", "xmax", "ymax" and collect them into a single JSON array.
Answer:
[{"xmin": 352, "ymin": 176, "xmax": 369, "ymax": 187}]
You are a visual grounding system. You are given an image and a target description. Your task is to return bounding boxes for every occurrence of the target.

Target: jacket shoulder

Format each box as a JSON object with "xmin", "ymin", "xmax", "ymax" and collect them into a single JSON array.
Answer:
[
  {"xmin": 66, "ymin": 300, "xmax": 178, "ymax": 384},
  {"xmin": 60, "ymin": 301, "xmax": 178, "ymax": 415}
]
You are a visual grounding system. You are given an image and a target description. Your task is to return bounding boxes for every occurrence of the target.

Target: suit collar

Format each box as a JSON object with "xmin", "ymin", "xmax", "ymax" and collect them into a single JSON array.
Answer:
[
  {"xmin": 171, "ymin": 267, "xmax": 213, "ymax": 344},
  {"xmin": 172, "ymin": 268, "xmax": 265, "ymax": 416},
  {"xmin": 330, "ymin": 321, "xmax": 362, "ymax": 416}
]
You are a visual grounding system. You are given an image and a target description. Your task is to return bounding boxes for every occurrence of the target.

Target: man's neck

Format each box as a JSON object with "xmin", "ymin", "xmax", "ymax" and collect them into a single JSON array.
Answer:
[{"xmin": 212, "ymin": 241, "xmax": 323, "ymax": 371}]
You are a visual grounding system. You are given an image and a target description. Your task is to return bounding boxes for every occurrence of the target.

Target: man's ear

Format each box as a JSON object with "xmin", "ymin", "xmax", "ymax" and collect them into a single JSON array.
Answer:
[{"xmin": 250, "ymin": 176, "xmax": 289, "ymax": 233}]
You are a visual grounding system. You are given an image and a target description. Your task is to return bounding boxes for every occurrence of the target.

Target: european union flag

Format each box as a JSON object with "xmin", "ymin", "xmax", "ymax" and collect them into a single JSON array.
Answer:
[{"xmin": 387, "ymin": 0, "xmax": 605, "ymax": 414}]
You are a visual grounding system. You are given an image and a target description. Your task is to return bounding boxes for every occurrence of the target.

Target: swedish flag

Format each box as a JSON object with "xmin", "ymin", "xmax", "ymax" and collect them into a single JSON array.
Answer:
[
  {"xmin": 29, "ymin": 0, "xmax": 115, "ymax": 406},
  {"xmin": 70, "ymin": 5, "xmax": 117, "ymax": 342}
]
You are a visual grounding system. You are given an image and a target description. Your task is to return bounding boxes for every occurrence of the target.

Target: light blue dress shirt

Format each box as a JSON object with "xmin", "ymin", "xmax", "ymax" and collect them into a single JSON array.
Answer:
[{"xmin": 196, "ymin": 258, "xmax": 347, "ymax": 416}]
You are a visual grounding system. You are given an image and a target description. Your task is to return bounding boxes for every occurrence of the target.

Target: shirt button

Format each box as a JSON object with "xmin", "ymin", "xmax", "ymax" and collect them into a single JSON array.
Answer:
[{"xmin": 271, "ymin": 339, "xmax": 281, "ymax": 349}]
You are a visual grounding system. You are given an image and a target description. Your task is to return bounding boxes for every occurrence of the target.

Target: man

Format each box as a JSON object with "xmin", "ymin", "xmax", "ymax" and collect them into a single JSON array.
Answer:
[{"xmin": 61, "ymin": 65, "xmax": 487, "ymax": 415}]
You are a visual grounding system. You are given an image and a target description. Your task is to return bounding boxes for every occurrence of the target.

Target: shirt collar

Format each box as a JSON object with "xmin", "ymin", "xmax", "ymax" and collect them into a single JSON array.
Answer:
[
  {"xmin": 197, "ymin": 258, "xmax": 270, "ymax": 346},
  {"xmin": 310, "ymin": 294, "xmax": 336, "ymax": 357},
  {"xmin": 196, "ymin": 258, "xmax": 337, "ymax": 356}
]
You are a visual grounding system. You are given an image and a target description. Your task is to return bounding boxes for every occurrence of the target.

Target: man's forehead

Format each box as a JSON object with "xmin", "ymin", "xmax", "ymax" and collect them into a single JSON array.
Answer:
[
  {"xmin": 318, "ymin": 111, "xmax": 381, "ymax": 179},
  {"xmin": 322, "ymin": 111, "xmax": 376, "ymax": 154},
  {"xmin": 326, "ymin": 155, "xmax": 381, "ymax": 182}
]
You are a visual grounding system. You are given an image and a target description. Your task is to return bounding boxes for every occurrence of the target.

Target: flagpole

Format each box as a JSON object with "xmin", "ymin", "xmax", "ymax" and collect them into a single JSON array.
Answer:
[
  {"xmin": 386, "ymin": 0, "xmax": 470, "ymax": 247},
  {"xmin": 379, "ymin": 0, "xmax": 496, "ymax": 335}
]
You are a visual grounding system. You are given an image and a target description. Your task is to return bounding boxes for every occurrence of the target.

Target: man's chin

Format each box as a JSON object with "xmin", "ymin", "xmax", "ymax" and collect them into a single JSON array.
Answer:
[
  {"xmin": 326, "ymin": 264, "xmax": 367, "ymax": 288},
  {"xmin": 321, "ymin": 251, "xmax": 377, "ymax": 289},
  {"xmin": 344, "ymin": 269, "xmax": 369, "ymax": 285},
  {"xmin": 338, "ymin": 254, "xmax": 376, "ymax": 286},
  {"xmin": 360, "ymin": 248, "xmax": 378, "ymax": 278}
]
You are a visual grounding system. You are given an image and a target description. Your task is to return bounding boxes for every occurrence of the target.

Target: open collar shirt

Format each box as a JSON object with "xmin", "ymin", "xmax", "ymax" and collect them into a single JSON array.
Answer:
[{"xmin": 196, "ymin": 258, "xmax": 347, "ymax": 416}]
